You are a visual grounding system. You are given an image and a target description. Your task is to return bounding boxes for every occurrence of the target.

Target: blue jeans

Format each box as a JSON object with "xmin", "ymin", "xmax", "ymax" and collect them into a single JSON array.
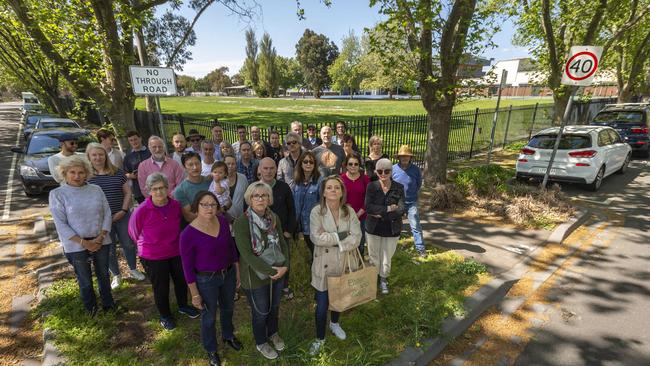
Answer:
[
  {"xmin": 315, "ymin": 290, "xmax": 340, "ymax": 340},
  {"xmin": 196, "ymin": 267, "xmax": 237, "ymax": 353},
  {"xmin": 109, "ymin": 212, "xmax": 138, "ymax": 275},
  {"xmin": 243, "ymin": 279, "xmax": 284, "ymax": 345},
  {"xmin": 65, "ymin": 245, "xmax": 114, "ymax": 312},
  {"xmin": 406, "ymin": 202, "xmax": 425, "ymax": 253}
]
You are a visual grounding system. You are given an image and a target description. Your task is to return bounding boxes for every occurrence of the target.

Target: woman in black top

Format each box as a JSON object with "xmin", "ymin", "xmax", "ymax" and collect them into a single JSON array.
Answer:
[
  {"xmin": 364, "ymin": 158, "xmax": 405, "ymax": 295},
  {"xmin": 364, "ymin": 135, "xmax": 388, "ymax": 181}
]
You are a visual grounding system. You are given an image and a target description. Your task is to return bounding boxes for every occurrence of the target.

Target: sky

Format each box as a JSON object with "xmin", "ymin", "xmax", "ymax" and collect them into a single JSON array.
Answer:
[{"xmin": 168, "ymin": 0, "xmax": 530, "ymax": 78}]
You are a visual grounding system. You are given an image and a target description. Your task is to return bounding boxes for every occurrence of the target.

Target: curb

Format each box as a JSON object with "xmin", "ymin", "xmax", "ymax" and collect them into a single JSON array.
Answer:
[{"xmin": 387, "ymin": 208, "xmax": 591, "ymax": 366}]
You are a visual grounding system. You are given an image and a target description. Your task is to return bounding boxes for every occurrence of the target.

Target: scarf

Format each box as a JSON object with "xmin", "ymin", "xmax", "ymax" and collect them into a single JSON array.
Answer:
[{"xmin": 246, "ymin": 207, "xmax": 279, "ymax": 256}]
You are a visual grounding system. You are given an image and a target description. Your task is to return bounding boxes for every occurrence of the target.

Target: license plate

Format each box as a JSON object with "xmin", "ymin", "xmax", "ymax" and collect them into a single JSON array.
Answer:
[{"xmin": 533, "ymin": 167, "xmax": 560, "ymax": 175}]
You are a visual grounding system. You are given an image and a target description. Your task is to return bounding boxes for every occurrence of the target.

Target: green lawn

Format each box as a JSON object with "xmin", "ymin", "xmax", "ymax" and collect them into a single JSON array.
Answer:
[{"xmin": 139, "ymin": 96, "xmax": 551, "ymax": 128}]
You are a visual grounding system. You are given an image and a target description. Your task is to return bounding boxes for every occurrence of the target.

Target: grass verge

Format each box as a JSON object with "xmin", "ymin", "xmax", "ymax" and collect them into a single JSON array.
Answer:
[{"xmin": 35, "ymin": 237, "xmax": 487, "ymax": 366}]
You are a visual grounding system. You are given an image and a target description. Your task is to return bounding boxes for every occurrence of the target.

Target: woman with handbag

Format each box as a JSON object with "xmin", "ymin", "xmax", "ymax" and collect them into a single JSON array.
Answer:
[
  {"xmin": 233, "ymin": 182, "xmax": 289, "ymax": 360},
  {"xmin": 308, "ymin": 176, "xmax": 361, "ymax": 355},
  {"xmin": 365, "ymin": 158, "xmax": 405, "ymax": 295},
  {"xmin": 292, "ymin": 151, "xmax": 321, "ymax": 257}
]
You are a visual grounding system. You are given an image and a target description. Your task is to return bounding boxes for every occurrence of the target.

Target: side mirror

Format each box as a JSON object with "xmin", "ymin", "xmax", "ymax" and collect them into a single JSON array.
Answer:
[{"xmin": 11, "ymin": 146, "xmax": 23, "ymax": 154}]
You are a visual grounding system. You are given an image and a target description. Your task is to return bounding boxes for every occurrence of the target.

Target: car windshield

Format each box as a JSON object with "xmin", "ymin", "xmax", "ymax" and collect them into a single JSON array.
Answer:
[
  {"xmin": 26, "ymin": 116, "xmax": 42, "ymax": 128},
  {"xmin": 39, "ymin": 121, "xmax": 77, "ymax": 129},
  {"xmin": 593, "ymin": 111, "xmax": 645, "ymax": 124},
  {"xmin": 26, "ymin": 134, "xmax": 91, "ymax": 155},
  {"xmin": 528, "ymin": 134, "xmax": 592, "ymax": 150}
]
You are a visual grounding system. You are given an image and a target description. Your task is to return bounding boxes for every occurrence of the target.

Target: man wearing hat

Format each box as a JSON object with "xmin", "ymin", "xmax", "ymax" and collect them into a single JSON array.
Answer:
[
  {"xmin": 48, "ymin": 133, "xmax": 81, "ymax": 183},
  {"xmin": 392, "ymin": 145, "xmax": 425, "ymax": 256},
  {"xmin": 186, "ymin": 129, "xmax": 205, "ymax": 153},
  {"xmin": 302, "ymin": 124, "xmax": 322, "ymax": 150}
]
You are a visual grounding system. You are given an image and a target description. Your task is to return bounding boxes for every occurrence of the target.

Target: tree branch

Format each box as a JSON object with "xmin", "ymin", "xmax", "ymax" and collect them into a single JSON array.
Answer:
[
  {"xmin": 167, "ymin": 0, "xmax": 215, "ymax": 67},
  {"xmin": 603, "ymin": 3, "xmax": 650, "ymax": 55},
  {"xmin": 133, "ymin": 0, "xmax": 170, "ymax": 12},
  {"xmin": 583, "ymin": 0, "xmax": 607, "ymax": 44}
]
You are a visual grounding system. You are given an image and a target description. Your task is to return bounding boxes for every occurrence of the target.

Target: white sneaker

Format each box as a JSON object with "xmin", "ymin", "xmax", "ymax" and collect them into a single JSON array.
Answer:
[
  {"xmin": 309, "ymin": 339, "xmax": 325, "ymax": 356},
  {"xmin": 129, "ymin": 269, "xmax": 145, "ymax": 281},
  {"xmin": 256, "ymin": 342, "xmax": 278, "ymax": 360},
  {"xmin": 380, "ymin": 278, "xmax": 389, "ymax": 295},
  {"xmin": 329, "ymin": 322, "xmax": 346, "ymax": 340},
  {"xmin": 111, "ymin": 275, "xmax": 122, "ymax": 289}
]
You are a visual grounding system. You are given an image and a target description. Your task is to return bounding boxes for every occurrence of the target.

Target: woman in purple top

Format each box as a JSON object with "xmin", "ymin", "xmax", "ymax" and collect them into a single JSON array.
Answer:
[
  {"xmin": 128, "ymin": 172, "xmax": 199, "ymax": 331},
  {"xmin": 180, "ymin": 191, "xmax": 242, "ymax": 366}
]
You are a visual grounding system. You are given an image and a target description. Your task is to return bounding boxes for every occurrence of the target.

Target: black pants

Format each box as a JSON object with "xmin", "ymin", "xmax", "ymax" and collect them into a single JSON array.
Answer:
[
  {"xmin": 304, "ymin": 234, "xmax": 315, "ymax": 261},
  {"xmin": 141, "ymin": 256, "xmax": 188, "ymax": 318}
]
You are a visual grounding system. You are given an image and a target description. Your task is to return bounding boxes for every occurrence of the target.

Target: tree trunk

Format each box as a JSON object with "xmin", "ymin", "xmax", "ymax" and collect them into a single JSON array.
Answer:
[
  {"xmin": 618, "ymin": 83, "xmax": 633, "ymax": 102},
  {"xmin": 552, "ymin": 91, "xmax": 570, "ymax": 125},
  {"xmin": 423, "ymin": 101, "xmax": 452, "ymax": 185},
  {"xmin": 134, "ymin": 26, "xmax": 156, "ymax": 112}
]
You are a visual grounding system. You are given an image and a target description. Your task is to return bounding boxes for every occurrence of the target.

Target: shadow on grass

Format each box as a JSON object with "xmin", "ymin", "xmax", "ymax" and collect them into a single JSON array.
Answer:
[{"xmin": 35, "ymin": 239, "xmax": 486, "ymax": 366}]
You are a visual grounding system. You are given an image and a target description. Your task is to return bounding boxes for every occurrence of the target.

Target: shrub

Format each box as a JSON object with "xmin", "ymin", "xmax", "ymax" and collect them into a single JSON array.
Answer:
[{"xmin": 453, "ymin": 164, "xmax": 515, "ymax": 196}]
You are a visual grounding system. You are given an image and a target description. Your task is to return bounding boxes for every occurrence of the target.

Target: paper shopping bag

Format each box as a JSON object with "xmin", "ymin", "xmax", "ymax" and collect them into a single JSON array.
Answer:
[{"xmin": 327, "ymin": 248, "xmax": 378, "ymax": 312}]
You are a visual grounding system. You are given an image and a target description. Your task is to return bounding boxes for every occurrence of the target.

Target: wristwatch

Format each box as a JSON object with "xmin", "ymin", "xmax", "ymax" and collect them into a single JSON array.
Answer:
[{"xmin": 121, "ymin": 209, "xmax": 129, "ymax": 213}]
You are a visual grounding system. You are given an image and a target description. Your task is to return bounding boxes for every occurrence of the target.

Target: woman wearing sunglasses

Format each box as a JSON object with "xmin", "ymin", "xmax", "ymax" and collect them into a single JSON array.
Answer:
[
  {"xmin": 340, "ymin": 153, "xmax": 370, "ymax": 255},
  {"xmin": 292, "ymin": 151, "xmax": 321, "ymax": 257},
  {"xmin": 365, "ymin": 158, "xmax": 405, "ymax": 295}
]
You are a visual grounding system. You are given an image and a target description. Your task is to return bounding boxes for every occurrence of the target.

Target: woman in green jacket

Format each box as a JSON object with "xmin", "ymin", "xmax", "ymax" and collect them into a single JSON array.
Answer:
[{"xmin": 233, "ymin": 181, "xmax": 289, "ymax": 361}]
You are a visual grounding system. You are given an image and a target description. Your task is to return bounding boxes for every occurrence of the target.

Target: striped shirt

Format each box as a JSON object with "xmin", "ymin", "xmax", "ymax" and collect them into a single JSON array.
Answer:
[{"xmin": 88, "ymin": 169, "xmax": 127, "ymax": 215}]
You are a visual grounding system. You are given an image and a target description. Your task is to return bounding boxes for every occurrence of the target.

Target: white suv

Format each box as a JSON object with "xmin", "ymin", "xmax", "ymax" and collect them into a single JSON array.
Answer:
[{"xmin": 515, "ymin": 126, "xmax": 632, "ymax": 191}]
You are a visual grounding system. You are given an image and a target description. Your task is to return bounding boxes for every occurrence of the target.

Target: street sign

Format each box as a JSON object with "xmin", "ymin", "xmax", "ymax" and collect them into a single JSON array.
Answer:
[
  {"xmin": 561, "ymin": 46, "xmax": 603, "ymax": 86},
  {"xmin": 129, "ymin": 66, "xmax": 177, "ymax": 96}
]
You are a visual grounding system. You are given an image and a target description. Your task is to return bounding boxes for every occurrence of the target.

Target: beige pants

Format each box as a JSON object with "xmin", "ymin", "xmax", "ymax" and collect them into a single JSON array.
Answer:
[{"xmin": 366, "ymin": 233, "xmax": 398, "ymax": 278}]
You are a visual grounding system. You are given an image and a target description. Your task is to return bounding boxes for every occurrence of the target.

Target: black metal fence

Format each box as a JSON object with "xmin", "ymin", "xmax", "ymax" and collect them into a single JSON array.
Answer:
[{"xmin": 132, "ymin": 97, "xmax": 616, "ymax": 167}]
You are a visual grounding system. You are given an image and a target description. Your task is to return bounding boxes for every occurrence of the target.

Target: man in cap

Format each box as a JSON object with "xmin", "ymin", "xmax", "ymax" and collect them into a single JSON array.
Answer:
[
  {"xmin": 48, "ymin": 132, "xmax": 81, "ymax": 183},
  {"xmin": 391, "ymin": 145, "xmax": 425, "ymax": 256},
  {"xmin": 302, "ymin": 124, "xmax": 322, "ymax": 150},
  {"xmin": 186, "ymin": 129, "xmax": 205, "ymax": 153}
]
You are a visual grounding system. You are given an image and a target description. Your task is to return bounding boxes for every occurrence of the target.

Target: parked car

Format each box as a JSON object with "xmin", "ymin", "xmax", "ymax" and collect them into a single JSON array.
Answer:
[
  {"xmin": 11, "ymin": 128, "xmax": 93, "ymax": 196},
  {"xmin": 590, "ymin": 103, "xmax": 650, "ymax": 157},
  {"xmin": 23, "ymin": 118, "xmax": 81, "ymax": 141},
  {"xmin": 22, "ymin": 113, "xmax": 57, "ymax": 140},
  {"xmin": 516, "ymin": 126, "xmax": 632, "ymax": 191}
]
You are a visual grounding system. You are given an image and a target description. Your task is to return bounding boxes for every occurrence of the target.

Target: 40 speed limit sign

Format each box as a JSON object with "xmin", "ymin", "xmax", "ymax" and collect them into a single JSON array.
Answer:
[{"xmin": 561, "ymin": 46, "xmax": 603, "ymax": 86}]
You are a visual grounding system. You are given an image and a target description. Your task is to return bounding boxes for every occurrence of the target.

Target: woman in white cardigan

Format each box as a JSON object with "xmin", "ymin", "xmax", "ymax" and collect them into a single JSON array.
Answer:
[{"xmin": 308, "ymin": 175, "xmax": 361, "ymax": 355}]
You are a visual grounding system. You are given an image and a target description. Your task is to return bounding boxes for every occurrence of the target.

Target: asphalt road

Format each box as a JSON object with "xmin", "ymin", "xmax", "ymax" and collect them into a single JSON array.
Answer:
[
  {"xmin": 0, "ymin": 103, "xmax": 49, "ymax": 220},
  {"xmin": 514, "ymin": 158, "xmax": 650, "ymax": 365}
]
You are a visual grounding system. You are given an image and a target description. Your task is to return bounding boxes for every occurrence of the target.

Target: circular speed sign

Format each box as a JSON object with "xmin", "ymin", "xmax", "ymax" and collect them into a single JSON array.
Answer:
[{"xmin": 564, "ymin": 51, "xmax": 599, "ymax": 81}]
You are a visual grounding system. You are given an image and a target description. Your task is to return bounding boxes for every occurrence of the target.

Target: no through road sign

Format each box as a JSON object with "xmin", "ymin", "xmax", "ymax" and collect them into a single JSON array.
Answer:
[{"xmin": 561, "ymin": 46, "xmax": 603, "ymax": 86}]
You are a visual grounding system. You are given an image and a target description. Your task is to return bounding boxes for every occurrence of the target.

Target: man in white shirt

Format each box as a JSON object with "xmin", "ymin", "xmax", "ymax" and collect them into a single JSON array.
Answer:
[
  {"xmin": 171, "ymin": 133, "xmax": 188, "ymax": 166},
  {"xmin": 97, "ymin": 129, "xmax": 123, "ymax": 168},
  {"xmin": 200, "ymin": 140, "xmax": 216, "ymax": 176},
  {"xmin": 231, "ymin": 125, "xmax": 249, "ymax": 159},
  {"xmin": 48, "ymin": 133, "xmax": 80, "ymax": 183}
]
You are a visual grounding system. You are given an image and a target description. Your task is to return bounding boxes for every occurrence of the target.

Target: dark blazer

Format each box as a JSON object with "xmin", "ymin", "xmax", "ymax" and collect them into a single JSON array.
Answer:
[
  {"xmin": 364, "ymin": 179, "xmax": 405, "ymax": 237},
  {"xmin": 303, "ymin": 136, "xmax": 323, "ymax": 150},
  {"xmin": 271, "ymin": 179, "xmax": 297, "ymax": 235}
]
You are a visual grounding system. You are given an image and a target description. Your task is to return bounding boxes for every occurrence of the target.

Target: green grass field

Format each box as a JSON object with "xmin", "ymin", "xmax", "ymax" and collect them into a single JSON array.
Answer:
[{"xmin": 138, "ymin": 96, "xmax": 551, "ymax": 128}]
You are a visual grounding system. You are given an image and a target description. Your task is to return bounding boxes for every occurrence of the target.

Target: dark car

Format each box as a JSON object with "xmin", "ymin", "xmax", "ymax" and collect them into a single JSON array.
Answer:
[
  {"xmin": 590, "ymin": 103, "xmax": 650, "ymax": 157},
  {"xmin": 22, "ymin": 113, "xmax": 57, "ymax": 140},
  {"xmin": 11, "ymin": 128, "xmax": 93, "ymax": 196}
]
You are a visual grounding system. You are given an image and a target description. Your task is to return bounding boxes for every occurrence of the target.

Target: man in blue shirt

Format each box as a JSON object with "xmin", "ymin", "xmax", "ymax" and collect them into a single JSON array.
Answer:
[{"xmin": 391, "ymin": 145, "xmax": 425, "ymax": 256}]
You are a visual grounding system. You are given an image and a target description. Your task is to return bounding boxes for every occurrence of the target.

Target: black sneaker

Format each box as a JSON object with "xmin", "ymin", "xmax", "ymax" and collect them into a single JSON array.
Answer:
[
  {"xmin": 86, "ymin": 306, "xmax": 98, "ymax": 318},
  {"xmin": 160, "ymin": 316, "xmax": 176, "ymax": 331},
  {"xmin": 178, "ymin": 305, "xmax": 200, "ymax": 319},
  {"xmin": 208, "ymin": 351, "xmax": 221, "ymax": 366}
]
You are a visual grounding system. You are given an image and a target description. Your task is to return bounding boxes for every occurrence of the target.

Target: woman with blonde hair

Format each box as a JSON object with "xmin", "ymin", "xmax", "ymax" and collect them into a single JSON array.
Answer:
[
  {"xmin": 364, "ymin": 135, "xmax": 388, "ymax": 181},
  {"xmin": 308, "ymin": 175, "xmax": 361, "ymax": 355},
  {"xmin": 252, "ymin": 141, "xmax": 266, "ymax": 161},
  {"xmin": 86, "ymin": 143, "xmax": 145, "ymax": 289},
  {"xmin": 49, "ymin": 155, "xmax": 115, "ymax": 316}
]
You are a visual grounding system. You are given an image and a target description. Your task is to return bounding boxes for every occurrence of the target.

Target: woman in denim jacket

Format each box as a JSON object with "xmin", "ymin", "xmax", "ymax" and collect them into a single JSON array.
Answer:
[{"xmin": 292, "ymin": 151, "xmax": 322, "ymax": 257}]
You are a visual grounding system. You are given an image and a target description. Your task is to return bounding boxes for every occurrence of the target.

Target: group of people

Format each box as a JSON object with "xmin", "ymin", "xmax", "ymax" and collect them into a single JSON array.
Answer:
[{"xmin": 47, "ymin": 120, "xmax": 424, "ymax": 365}]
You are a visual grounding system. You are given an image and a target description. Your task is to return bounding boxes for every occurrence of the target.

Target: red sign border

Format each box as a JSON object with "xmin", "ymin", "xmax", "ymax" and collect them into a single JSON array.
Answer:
[{"xmin": 565, "ymin": 51, "xmax": 599, "ymax": 81}]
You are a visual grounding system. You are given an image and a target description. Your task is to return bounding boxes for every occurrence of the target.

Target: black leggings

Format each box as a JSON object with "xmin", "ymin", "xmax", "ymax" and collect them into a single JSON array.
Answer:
[
  {"xmin": 141, "ymin": 256, "xmax": 188, "ymax": 318},
  {"xmin": 304, "ymin": 234, "xmax": 315, "ymax": 259}
]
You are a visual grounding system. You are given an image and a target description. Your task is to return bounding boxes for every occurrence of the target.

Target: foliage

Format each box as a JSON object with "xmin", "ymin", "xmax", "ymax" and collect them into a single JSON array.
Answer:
[
  {"xmin": 243, "ymin": 28, "xmax": 259, "ymax": 89},
  {"xmin": 295, "ymin": 29, "xmax": 339, "ymax": 98},
  {"xmin": 230, "ymin": 72, "xmax": 244, "ymax": 86},
  {"xmin": 454, "ymin": 164, "xmax": 514, "ymax": 196},
  {"xmin": 204, "ymin": 66, "xmax": 233, "ymax": 92},
  {"xmin": 175, "ymin": 74, "xmax": 198, "ymax": 94},
  {"xmin": 276, "ymin": 55, "xmax": 304, "ymax": 91},
  {"xmin": 257, "ymin": 32, "xmax": 279, "ymax": 97},
  {"xmin": 143, "ymin": 10, "xmax": 197, "ymax": 71},
  {"xmin": 328, "ymin": 30, "xmax": 364, "ymax": 96}
]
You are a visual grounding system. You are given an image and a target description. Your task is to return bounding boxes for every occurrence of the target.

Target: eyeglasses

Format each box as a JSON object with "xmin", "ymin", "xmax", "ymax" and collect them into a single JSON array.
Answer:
[
  {"xmin": 199, "ymin": 202, "xmax": 219, "ymax": 209},
  {"xmin": 347, "ymin": 162, "xmax": 359, "ymax": 166},
  {"xmin": 302, "ymin": 160, "xmax": 315, "ymax": 165},
  {"xmin": 190, "ymin": 138, "xmax": 201, "ymax": 142},
  {"xmin": 286, "ymin": 141, "xmax": 298, "ymax": 145},
  {"xmin": 65, "ymin": 141, "xmax": 78, "ymax": 145},
  {"xmin": 252, "ymin": 194, "xmax": 269, "ymax": 201},
  {"xmin": 376, "ymin": 169, "xmax": 392, "ymax": 175}
]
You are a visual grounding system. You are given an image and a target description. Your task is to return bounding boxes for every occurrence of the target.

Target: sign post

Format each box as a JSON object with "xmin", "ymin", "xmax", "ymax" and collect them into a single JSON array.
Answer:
[
  {"xmin": 542, "ymin": 46, "xmax": 602, "ymax": 188},
  {"xmin": 129, "ymin": 66, "xmax": 177, "ymax": 143},
  {"xmin": 487, "ymin": 69, "xmax": 508, "ymax": 164}
]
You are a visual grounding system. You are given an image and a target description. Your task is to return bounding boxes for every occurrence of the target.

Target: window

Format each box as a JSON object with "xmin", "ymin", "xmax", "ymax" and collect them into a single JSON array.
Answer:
[
  {"xmin": 528, "ymin": 134, "xmax": 592, "ymax": 149},
  {"xmin": 593, "ymin": 111, "xmax": 645, "ymax": 124},
  {"xmin": 598, "ymin": 131, "xmax": 613, "ymax": 146},
  {"xmin": 607, "ymin": 129, "xmax": 622, "ymax": 144}
]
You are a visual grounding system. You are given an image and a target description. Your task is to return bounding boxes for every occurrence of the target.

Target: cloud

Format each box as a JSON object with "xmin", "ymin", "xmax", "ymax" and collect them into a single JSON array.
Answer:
[{"xmin": 179, "ymin": 60, "xmax": 244, "ymax": 78}]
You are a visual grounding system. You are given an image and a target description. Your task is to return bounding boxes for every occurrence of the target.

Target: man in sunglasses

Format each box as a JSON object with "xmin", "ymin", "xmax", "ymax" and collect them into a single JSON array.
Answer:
[
  {"xmin": 302, "ymin": 124, "xmax": 322, "ymax": 150},
  {"xmin": 277, "ymin": 132, "xmax": 302, "ymax": 188},
  {"xmin": 186, "ymin": 129, "xmax": 205, "ymax": 153},
  {"xmin": 48, "ymin": 133, "xmax": 82, "ymax": 183}
]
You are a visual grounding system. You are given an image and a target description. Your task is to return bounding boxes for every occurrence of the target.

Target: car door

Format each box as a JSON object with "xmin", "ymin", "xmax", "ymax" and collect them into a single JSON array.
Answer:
[
  {"xmin": 597, "ymin": 130, "xmax": 615, "ymax": 176},
  {"xmin": 607, "ymin": 129, "xmax": 626, "ymax": 169}
]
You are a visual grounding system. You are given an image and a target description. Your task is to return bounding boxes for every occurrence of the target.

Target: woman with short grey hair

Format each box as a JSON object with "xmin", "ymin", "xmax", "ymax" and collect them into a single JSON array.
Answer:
[
  {"xmin": 128, "ymin": 172, "xmax": 200, "ymax": 331},
  {"xmin": 49, "ymin": 155, "xmax": 115, "ymax": 316}
]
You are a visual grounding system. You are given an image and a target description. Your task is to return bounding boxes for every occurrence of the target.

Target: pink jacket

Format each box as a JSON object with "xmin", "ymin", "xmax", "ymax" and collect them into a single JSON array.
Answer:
[
  {"xmin": 128, "ymin": 197, "xmax": 183, "ymax": 260},
  {"xmin": 137, "ymin": 157, "xmax": 185, "ymax": 197}
]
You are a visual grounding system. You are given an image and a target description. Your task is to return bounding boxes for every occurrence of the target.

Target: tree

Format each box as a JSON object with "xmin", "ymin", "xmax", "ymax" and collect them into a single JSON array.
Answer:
[
  {"xmin": 257, "ymin": 32, "xmax": 279, "ymax": 97},
  {"xmin": 176, "ymin": 74, "xmax": 198, "ymax": 94},
  {"xmin": 513, "ymin": 0, "xmax": 650, "ymax": 123},
  {"xmin": 328, "ymin": 30, "xmax": 364, "ymax": 98},
  {"xmin": 203, "ymin": 66, "xmax": 233, "ymax": 92},
  {"xmin": 295, "ymin": 29, "xmax": 339, "ymax": 98},
  {"xmin": 371, "ymin": 0, "xmax": 501, "ymax": 184},
  {"xmin": 243, "ymin": 28, "xmax": 259, "ymax": 91},
  {"xmin": 230, "ymin": 73, "xmax": 244, "ymax": 86},
  {"xmin": 276, "ymin": 56, "xmax": 304, "ymax": 92}
]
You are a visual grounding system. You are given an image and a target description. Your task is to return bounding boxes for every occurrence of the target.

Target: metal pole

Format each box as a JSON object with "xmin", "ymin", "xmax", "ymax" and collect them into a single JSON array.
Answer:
[
  {"xmin": 542, "ymin": 87, "xmax": 578, "ymax": 188},
  {"xmin": 487, "ymin": 69, "xmax": 507, "ymax": 164},
  {"xmin": 468, "ymin": 107, "xmax": 480, "ymax": 158},
  {"xmin": 156, "ymin": 96, "xmax": 166, "ymax": 144},
  {"xmin": 528, "ymin": 102, "xmax": 539, "ymax": 140},
  {"xmin": 502, "ymin": 104, "xmax": 513, "ymax": 148}
]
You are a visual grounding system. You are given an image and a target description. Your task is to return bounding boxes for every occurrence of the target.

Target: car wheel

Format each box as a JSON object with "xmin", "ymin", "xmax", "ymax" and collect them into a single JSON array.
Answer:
[
  {"xmin": 586, "ymin": 166, "xmax": 605, "ymax": 192},
  {"xmin": 617, "ymin": 153, "xmax": 631, "ymax": 174}
]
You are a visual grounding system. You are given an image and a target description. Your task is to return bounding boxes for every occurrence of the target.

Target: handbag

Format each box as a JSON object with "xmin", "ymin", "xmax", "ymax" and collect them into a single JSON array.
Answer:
[
  {"xmin": 253, "ymin": 239, "xmax": 285, "ymax": 280},
  {"xmin": 327, "ymin": 248, "xmax": 378, "ymax": 312}
]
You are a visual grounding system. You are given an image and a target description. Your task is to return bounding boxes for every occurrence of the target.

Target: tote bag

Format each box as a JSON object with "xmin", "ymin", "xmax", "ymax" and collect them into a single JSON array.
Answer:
[{"xmin": 327, "ymin": 248, "xmax": 378, "ymax": 312}]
